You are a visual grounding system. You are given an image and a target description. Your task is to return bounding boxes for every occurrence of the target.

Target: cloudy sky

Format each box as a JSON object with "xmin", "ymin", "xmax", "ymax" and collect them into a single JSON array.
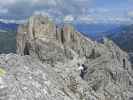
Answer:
[{"xmin": 0, "ymin": 0, "xmax": 133, "ymax": 24}]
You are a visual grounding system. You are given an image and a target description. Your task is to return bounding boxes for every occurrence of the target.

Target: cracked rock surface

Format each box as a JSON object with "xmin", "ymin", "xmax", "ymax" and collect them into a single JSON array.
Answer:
[{"xmin": 0, "ymin": 54, "xmax": 75, "ymax": 100}]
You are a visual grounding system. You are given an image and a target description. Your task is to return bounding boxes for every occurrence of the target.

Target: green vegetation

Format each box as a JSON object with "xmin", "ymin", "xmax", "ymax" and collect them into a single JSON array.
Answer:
[{"xmin": 0, "ymin": 68, "xmax": 6, "ymax": 76}]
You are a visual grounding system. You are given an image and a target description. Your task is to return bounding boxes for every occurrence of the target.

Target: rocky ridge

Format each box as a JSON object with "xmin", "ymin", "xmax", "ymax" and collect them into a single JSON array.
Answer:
[{"xmin": 0, "ymin": 15, "xmax": 133, "ymax": 100}]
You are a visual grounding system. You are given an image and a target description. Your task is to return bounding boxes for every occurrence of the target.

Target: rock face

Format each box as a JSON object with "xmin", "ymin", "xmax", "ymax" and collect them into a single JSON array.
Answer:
[
  {"xmin": 0, "ymin": 15, "xmax": 132, "ymax": 100},
  {"xmin": 0, "ymin": 54, "xmax": 75, "ymax": 100}
]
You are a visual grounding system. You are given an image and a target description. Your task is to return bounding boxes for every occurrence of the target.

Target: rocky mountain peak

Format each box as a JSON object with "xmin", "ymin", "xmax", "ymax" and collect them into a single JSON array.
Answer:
[
  {"xmin": 0, "ymin": 15, "xmax": 132, "ymax": 100},
  {"xmin": 16, "ymin": 15, "xmax": 132, "ymax": 70}
]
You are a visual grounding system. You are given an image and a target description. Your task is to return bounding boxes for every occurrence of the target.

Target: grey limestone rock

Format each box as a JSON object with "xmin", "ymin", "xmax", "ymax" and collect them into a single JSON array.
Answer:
[{"xmin": 1, "ymin": 15, "xmax": 132, "ymax": 100}]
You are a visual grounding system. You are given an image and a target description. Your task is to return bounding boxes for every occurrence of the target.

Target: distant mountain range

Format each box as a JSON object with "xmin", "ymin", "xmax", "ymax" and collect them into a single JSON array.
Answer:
[
  {"xmin": 0, "ymin": 20, "xmax": 133, "ymax": 59},
  {"xmin": 0, "ymin": 21, "xmax": 18, "ymax": 31},
  {"xmin": 75, "ymin": 23, "xmax": 122, "ymax": 39},
  {"xmin": 107, "ymin": 24, "xmax": 133, "ymax": 52},
  {"xmin": 75, "ymin": 23, "xmax": 133, "ymax": 52},
  {"xmin": 0, "ymin": 21, "xmax": 18, "ymax": 53}
]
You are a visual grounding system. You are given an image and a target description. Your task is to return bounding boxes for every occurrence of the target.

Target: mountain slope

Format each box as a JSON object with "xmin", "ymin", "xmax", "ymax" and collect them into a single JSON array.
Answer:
[
  {"xmin": 108, "ymin": 24, "xmax": 133, "ymax": 63},
  {"xmin": 0, "ymin": 16, "xmax": 133, "ymax": 99},
  {"xmin": 12, "ymin": 15, "xmax": 133, "ymax": 100}
]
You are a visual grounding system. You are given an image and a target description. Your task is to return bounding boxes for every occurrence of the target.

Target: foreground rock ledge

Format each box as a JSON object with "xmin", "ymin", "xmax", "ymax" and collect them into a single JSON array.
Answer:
[{"xmin": 0, "ymin": 15, "xmax": 133, "ymax": 100}]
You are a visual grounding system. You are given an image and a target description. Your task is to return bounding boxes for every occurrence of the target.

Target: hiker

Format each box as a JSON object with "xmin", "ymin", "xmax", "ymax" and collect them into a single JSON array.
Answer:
[{"xmin": 79, "ymin": 64, "xmax": 88, "ymax": 79}]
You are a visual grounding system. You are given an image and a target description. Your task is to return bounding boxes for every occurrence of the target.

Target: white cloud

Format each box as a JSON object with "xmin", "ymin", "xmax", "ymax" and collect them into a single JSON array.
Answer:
[
  {"xmin": 0, "ymin": 7, "xmax": 8, "ymax": 14},
  {"xmin": 78, "ymin": 15, "xmax": 95, "ymax": 21},
  {"xmin": 128, "ymin": 11, "xmax": 133, "ymax": 18},
  {"xmin": 0, "ymin": 18, "xmax": 26, "ymax": 24},
  {"xmin": 74, "ymin": 14, "xmax": 133, "ymax": 24},
  {"xmin": 64, "ymin": 15, "xmax": 74, "ymax": 22},
  {"xmin": 34, "ymin": 11, "xmax": 49, "ymax": 16},
  {"xmin": 89, "ymin": 8, "xmax": 109, "ymax": 13},
  {"xmin": 0, "ymin": 0, "xmax": 16, "ymax": 6},
  {"xmin": 0, "ymin": 0, "xmax": 92, "ymax": 19},
  {"xmin": 0, "ymin": 0, "xmax": 132, "ymax": 24}
]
